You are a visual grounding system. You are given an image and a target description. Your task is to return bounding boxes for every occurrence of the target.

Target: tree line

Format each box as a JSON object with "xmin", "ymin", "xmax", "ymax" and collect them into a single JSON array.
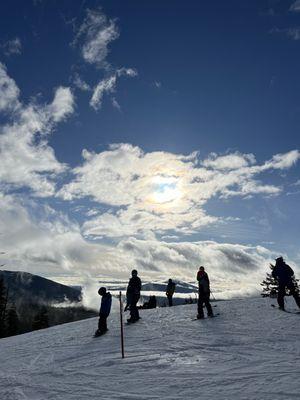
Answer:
[{"xmin": 0, "ymin": 277, "xmax": 96, "ymax": 338}]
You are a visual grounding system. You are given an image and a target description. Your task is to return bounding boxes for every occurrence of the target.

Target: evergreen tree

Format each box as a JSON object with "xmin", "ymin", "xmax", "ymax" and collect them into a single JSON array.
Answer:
[
  {"xmin": 32, "ymin": 306, "xmax": 49, "ymax": 331},
  {"xmin": 6, "ymin": 305, "xmax": 19, "ymax": 336},
  {"xmin": 261, "ymin": 264, "xmax": 278, "ymax": 297},
  {"xmin": 291, "ymin": 275, "xmax": 300, "ymax": 296},
  {"xmin": 0, "ymin": 278, "xmax": 7, "ymax": 337}
]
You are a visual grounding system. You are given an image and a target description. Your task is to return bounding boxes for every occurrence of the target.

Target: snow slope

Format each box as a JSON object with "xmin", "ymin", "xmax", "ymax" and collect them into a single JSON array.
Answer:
[{"xmin": 0, "ymin": 297, "xmax": 299, "ymax": 400}]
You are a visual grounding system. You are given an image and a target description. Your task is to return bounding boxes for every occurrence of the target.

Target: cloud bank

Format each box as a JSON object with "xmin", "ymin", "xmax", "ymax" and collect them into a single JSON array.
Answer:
[{"xmin": 57, "ymin": 144, "xmax": 300, "ymax": 238}]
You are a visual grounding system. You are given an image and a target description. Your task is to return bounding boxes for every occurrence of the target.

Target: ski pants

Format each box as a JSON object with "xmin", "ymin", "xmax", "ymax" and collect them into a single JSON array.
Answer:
[
  {"xmin": 130, "ymin": 295, "xmax": 140, "ymax": 321},
  {"xmin": 278, "ymin": 283, "xmax": 300, "ymax": 309},
  {"xmin": 198, "ymin": 293, "xmax": 213, "ymax": 317},
  {"xmin": 167, "ymin": 294, "xmax": 173, "ymax": 307},
  {"xmin": 98, "ymin": 313, "xmax": 108, "ymax": 333}
]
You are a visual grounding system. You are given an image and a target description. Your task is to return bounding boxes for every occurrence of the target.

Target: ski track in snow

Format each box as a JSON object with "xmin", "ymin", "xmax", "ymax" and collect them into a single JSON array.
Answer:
[{"xmin": 0, "ymin": 297, "xmax": 299, "ymax": 400}]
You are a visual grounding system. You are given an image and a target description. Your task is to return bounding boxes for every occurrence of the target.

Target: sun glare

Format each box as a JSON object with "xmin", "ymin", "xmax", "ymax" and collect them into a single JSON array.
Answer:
[{"xmin": 149, "ymin": 176, "xmax": 182, "ymax": 205}]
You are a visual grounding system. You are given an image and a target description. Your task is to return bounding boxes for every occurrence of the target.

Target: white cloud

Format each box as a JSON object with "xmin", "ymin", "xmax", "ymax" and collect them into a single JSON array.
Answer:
[
  {"xmin": 90, "ymin": 75, "xmax": 116, "ymax": 110},
  {"xmin": 90, "ymin": 68, "xmax": 137, "ymax": 110},
  {"xmin": 74, "ymin": 8, "xmax": 119, "ymax": 68},
  {"xmin": 262, "ymin": 150, "xmax": 300, "ymax": 170},
  {"xmin": 0, "ymin": 193, "xmax": 125, "ymax": 279},
  {"xmin": 73, "ymin": 8, "xmax": 137, "ymax": 111},
  {"xmin": 73, "ymin": 74, "xmax": 91, "ymax": 92},
  {"xmin": 290, "ymin": 0, "xmax": 300, "ymax": 12},
  {"xmin": 0, "ymin": 65, "xmax": 75, "ymax": 196},
  {"xmin": 1, "ymin": 37, "xmax": 22, "ymax": 56},
  {"xmin": 0, "ymin": 63, "xmax": 20, "ymax": 112},
  {"xmin": 1, "ymin": 193, "xmax": 293, "ymax": 298},
  {"xmin": 47, "ymin": 87, "xmax": 74, "ymax": 122},
  {"xmin": 57, "ymin": 144, "xmax": 300, "ymax": 238},
  {"xmin": 202, "ymin": 152, "xmax": 256, "ymax": 170}
]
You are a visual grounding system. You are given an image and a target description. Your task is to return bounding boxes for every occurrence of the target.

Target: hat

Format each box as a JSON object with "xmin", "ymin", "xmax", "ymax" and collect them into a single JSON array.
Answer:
[{"xmin": 98, "ymin": 287, "xmax": 106, "ymax": 295}]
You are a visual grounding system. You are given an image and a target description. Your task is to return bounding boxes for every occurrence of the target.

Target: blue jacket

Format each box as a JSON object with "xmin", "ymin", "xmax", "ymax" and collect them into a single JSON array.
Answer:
[{"xmin": 100, "ymin": 292, "xmax": 112, "ymax": 317}]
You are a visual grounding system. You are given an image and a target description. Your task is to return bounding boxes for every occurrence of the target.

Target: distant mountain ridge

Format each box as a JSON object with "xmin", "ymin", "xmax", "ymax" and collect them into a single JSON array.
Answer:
[
  {"xmin": 102, "ymin": 280, "xmax": 198, "ymax": 294},
  {"xmin": 0, "ymin": 270, "xmax": 82, "ymax": 304}
]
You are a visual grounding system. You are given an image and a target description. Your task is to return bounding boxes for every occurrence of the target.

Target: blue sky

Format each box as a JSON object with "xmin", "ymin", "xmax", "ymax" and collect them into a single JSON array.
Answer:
[{"xmin": 0, "ymin": 0, "xmax": 300, "ymax": 293}]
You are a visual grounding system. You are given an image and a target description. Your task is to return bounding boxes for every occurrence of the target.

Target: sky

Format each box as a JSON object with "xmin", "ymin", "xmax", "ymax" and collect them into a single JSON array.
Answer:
[{"xmin": 0, "ymin": 0, "xmax": 300, "ymax": 295}]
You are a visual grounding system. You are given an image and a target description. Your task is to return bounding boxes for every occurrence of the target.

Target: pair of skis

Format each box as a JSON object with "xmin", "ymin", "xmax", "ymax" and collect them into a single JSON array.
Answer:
[
  {"xmin": 191, "ymin": 313, "xmax": 220, "ymax": 321},
  {"xmin": 271, "ymin": 304, "xmax": 300, "ymax": 314}
]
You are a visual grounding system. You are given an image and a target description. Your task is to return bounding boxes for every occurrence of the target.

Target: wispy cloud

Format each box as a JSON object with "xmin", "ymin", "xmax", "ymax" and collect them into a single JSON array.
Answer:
[
  {"xmin": 270, "ymin": 26, "xmax": 300, "ymax": 41},
  {"xmin": 90, "ymin": 68, "xmax": 137, "ymax": 110},
  {"xmin": 72, "ymin": 8, "xmax": 137, "ymax": 111},
  {"xmin": 73, "ymin": 8, "xmax": 119, "ymax": 69},
  {"xmin": 73, "ymin": 73, "xmax": 91, "ymax": 92},
  {"xmin": 111, "ymin": 97, "xmax": 121, "ymax": 111},
  {"xmin": 290, "ymin": 0, "xmax": 300, "ymax": 13},
  {"xmin": 1, "ymin": 37, "xmax": 22, "ymax": 56}
]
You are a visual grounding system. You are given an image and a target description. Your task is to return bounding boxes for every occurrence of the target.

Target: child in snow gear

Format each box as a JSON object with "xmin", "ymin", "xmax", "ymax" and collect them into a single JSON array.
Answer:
[
  {"xmin": 197, "ymin": 266, "xmax": 213, "ymax": 318},
  {"xmin": 95, "ymin": 287, "xmax": 112, "ymax": 336},
  {"xmin": 166, "ymin": 279, "xmax": 176, "ymax": 306},
  {"xmin": 272, "ymin": 257, "xmax": 300, "ymax": 310},
  {"xmin": 126, "ymin": 269, "xmax": 141, "ymax": 323}
]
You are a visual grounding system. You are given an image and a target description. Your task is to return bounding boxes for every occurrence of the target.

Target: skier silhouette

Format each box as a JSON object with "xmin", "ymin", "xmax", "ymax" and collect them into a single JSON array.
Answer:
[
  {"xmin": 166, "ymin": 279, "xmax": 176, "ymax": 306},
  {"xmin": 272, "ymin": 256, "xmax": 300, "ymax": 310},
  {"xmin": 126, "ymin": 269, "xmax": 141, "ymax": 323},
  {"xmin": 95, "ymin": 287, "xmax": 112, "ymax": 337},
  {"xmin": 197, "ymin": 266, "xmax": 213, "ymax": 319}
]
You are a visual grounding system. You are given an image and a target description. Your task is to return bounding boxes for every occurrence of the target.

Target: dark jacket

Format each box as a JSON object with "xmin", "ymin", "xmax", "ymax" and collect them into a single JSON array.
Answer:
[
  {"xmin": 126, "ymin": 276, "xmax": 142, "ymax": 304},
  {"xmin": 272, "ymin": 261, "xmax": 294, "ymax": 285},
  {"xmin": 197, "ymin": 271, "xmax": 210, "ymax": 295},
  {"xmin": 100, "ymin": 292, "xmax": 112, "ymax": 317},
  {"xmin": 166, "ymin": 281, "xmax": 176, "ymax": 297}
]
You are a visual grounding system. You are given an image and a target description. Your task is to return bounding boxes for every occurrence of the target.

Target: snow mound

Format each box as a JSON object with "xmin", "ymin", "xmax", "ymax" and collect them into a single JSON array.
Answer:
[{"xmin": 0, "ymin": 297, "xmax": 299, "ymax": 400}]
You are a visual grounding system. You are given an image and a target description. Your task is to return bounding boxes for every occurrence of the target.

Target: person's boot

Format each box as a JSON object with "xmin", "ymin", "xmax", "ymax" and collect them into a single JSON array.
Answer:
[{"xmin": 197, "ymin": 314, "xmax": 204, "ymax": 319}]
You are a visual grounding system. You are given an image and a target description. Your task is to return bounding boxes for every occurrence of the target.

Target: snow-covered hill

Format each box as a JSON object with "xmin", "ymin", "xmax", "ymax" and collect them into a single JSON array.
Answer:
[{"xmin": 0, "ymin": 297, "xmax": 299, "ymax": 400}]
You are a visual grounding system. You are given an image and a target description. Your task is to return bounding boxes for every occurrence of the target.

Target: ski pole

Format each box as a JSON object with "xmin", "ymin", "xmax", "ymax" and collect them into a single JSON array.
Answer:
[
  {"xmin": 119, "ymin": 291, "xmax": 125, "ymax": 359},
  {"xmin": 210, "ymin": 289, "xmax": 216, "ymax": 301}
]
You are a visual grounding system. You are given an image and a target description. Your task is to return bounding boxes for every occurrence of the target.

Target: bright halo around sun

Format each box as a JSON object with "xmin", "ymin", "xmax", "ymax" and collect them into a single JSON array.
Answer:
[{"xmin": 149, "ymin": 176, "xmax": 182, "ymax": 205}]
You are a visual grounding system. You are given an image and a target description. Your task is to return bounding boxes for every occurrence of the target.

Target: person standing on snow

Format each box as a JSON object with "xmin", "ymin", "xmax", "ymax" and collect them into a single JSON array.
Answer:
[
  {"xmin": 95, "ymin": 287, "xmax": 112, "ymax": 337},
  {"xmin": 272, "ymin": 256, "xmax": 300, "ymax": 310},
  {"xmin": 166, "ymin": 279, "xmax": 176, "ymax": 306},
  {"xmin": 126, "ymin": 269, "xmax": 142, "ymax": 323},
  {"xmin": 197, "ymin": 266, "xmax": 213, "ymax": 319}
]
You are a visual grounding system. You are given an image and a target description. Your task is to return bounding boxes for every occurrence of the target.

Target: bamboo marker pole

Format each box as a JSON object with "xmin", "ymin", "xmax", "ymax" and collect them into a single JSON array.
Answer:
[{"xmin": 119, "ymin": 291, "xmax": 125, "ymax": 358}]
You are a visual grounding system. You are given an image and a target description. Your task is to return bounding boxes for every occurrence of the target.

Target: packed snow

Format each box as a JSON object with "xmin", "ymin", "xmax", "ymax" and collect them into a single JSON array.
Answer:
[{"xmin": 0, "ymin": 296, "xmax": 299, "ymax": 400}]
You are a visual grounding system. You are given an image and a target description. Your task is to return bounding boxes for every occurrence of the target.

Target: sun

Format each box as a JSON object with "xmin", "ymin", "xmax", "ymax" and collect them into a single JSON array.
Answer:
[{"xmin": 149, "ymin": 176, "xmax": 182, "ymax": 205}]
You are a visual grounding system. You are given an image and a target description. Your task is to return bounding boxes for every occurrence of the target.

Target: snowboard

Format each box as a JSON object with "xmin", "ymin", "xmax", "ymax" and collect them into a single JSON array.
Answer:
[{"xmin": 271, "ymin": 304, "xmax": 300, "ymax": 314}]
